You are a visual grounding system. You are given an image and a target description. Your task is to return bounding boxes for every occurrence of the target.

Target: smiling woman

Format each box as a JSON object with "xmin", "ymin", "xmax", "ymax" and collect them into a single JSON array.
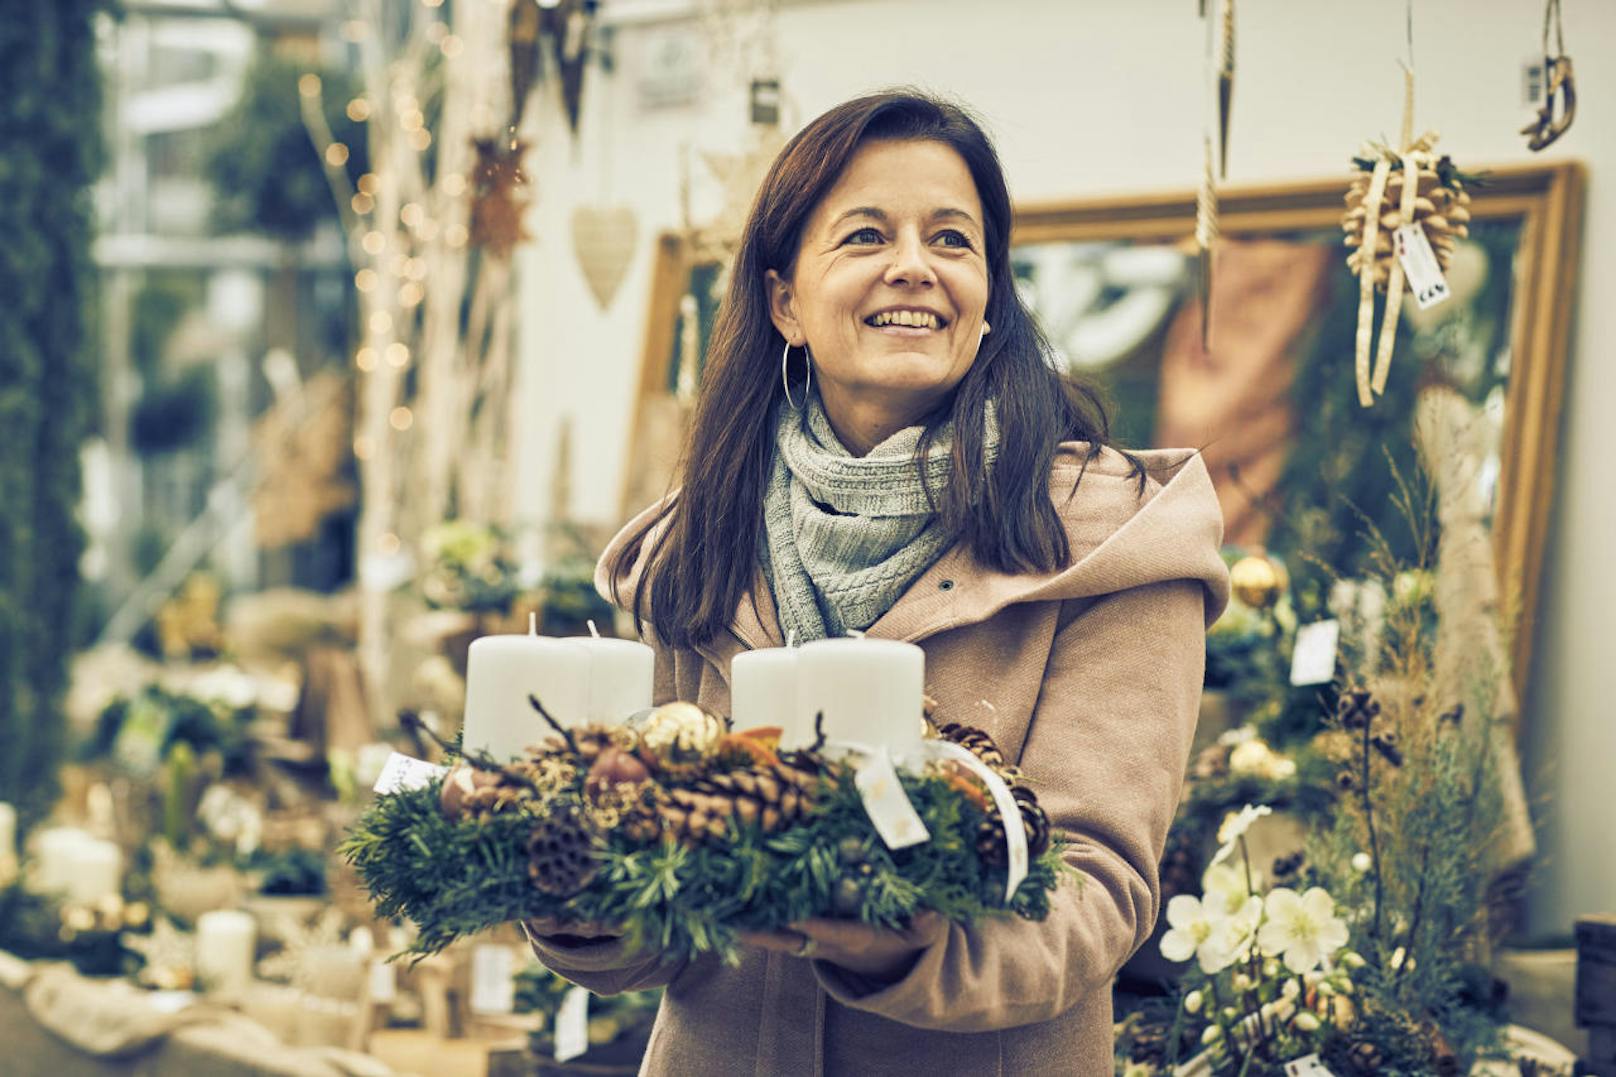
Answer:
[{"xmin": 527, "ymin": 90, "xmax": 1230, "ymax": 1076}]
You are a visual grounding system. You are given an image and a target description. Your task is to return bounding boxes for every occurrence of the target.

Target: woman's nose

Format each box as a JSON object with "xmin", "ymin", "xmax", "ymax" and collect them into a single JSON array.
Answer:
[{"xmin": 883, "ymin": 231, "xmax": 936, "ymax": 287}]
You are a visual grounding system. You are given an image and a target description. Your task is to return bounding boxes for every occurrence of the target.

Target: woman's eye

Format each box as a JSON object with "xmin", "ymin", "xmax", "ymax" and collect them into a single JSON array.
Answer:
[
  {"xmin": 844, "ymin": 227, "xmax": 884, "ymax": 245},
  {"xmin": 935, "ymin": 229, "xmax": 972, "ymax": 249}
]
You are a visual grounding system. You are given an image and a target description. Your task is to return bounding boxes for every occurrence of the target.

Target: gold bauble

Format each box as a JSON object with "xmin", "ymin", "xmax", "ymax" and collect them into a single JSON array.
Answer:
[
  {"xmin": 1229, "ymin": 555, "xmax": 1287, "ymax": 610},
  {"xmin": 638, "ymin": 702, "xmax": 724, "ymax": 760}
]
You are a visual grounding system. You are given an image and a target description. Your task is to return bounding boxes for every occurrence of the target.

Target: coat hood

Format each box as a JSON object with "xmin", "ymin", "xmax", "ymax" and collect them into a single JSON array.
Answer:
[{"xmin": 596, "ymin": 444, "xmax": 1229, "ymax": 647}]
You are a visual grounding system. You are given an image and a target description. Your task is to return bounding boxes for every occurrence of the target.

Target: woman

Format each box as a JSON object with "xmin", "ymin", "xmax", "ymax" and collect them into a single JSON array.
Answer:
[{"xmin": 529, "ymin": 90, "xmax": 1229, "ymax": 1076}]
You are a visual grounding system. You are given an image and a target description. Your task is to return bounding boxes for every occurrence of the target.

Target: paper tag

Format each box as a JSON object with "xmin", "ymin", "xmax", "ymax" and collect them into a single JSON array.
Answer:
[
  {"xmin": 854, "ymin": 749, "xmax": 931, "ymax": 850},
  {"xmin": 372, "ymin": 752, "xmax": 448, "ymax": 795},
  {"xmin": 926, "ymin": 741, "xmax": 1029, "ymax": 902},
  {"xmin": 468, "ymin": 944, "xmax": 515, "ymax": 1015},
  {"xmin": 553, "ymin": 985, "xmax": 590, "ymax": 1062},
  {"xmin": 368, "ymin": 958, "xmax": 396, "ymax": 1004},
  {"xmin": 1289, "ymin": 619, "xmax": 1340, "ymax": 686},
  {"xmin": 1284, "ymin": 1055, "xmax": 1337, "ymax": 1077},
  {"xmin": 1394, "ymin": 224, "xmax": 1452, "ymax": 310}
]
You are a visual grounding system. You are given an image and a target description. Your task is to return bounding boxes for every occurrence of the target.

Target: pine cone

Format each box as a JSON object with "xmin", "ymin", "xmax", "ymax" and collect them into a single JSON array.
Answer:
[
  {"xmin": 935, "ymin": 722, "xmax": 1008, "ymax": 773},
  {"xmin": 526, "ymin": 806, "xmax": 600, "ymax": 897},
  {"xmin": 1342, "ymin": 150, "xmax": 1471, "ymax": 290},
  {"xmin": 977, "ymin": 786, "xmax": 1052, "ymax": 867},
  {"xmin": 663, "ymin": 762, "xmax": 820, "ymax": 844},
  {"xmin": 1344, "ymin": 1039, "xmax": 1383, "ymax": 1074}
]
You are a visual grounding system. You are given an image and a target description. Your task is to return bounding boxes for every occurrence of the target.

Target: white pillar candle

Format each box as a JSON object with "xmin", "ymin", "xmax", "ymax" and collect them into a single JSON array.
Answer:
[
  {"xmin": 731, "ymin": 648, "xmax": 800, "ymax": 736},
  {"xmin": 65, "ymin": 838, "xmax": 123, "ymax": 905},
  {"xmin": 0, "ymin": 802, "xmax": 15, "ymax": 855},
  {"xmin": 33, "ymin": 827, "xmax": 92, "ymax": 893},
  {"xmin": 575, "ymin": 637, "xmax": 655, "ymax": 724},
  {"xmin": 792, "ymin": 637, "xmax": 926, "ymax": 756},
  {"xmin": 462, "ymin": 635, "xmax": 591, "ymax": 760},
  {"xmin": 196, "ymin": 909, "xmax": 257, "ymax": 995}
]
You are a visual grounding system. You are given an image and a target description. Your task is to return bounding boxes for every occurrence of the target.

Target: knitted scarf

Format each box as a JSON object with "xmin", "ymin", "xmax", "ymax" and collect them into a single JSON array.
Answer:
[{"xmin": 760, "ymin": 394, "xmax": 997, "ymax": 643}]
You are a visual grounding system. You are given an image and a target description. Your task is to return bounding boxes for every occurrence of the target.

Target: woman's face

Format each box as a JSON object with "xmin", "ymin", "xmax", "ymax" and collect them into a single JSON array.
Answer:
[{"xmin": 768, "ymin": 138, "xmax": 990, "ymax": 427}]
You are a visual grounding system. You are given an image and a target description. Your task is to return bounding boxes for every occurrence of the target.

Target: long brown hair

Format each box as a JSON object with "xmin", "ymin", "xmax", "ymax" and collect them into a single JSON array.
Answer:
[{"xmin": 614, "ymin": 89, "xmax": 1130, "ymax": 648}]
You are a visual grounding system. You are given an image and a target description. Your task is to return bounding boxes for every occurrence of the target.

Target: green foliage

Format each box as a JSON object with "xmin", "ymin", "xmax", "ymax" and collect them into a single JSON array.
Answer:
[
  {"xmin": 0, "ymin": 0, "xmax": 103, "ymax": 829},
  {"xmin": 204, "ymin": 49, "xmax": 367, "ymax": 241},
  {"xmin": 245, "ymin": 846, "xmax": 328, "ymax": 896},
  {"xmin": 344, "ymin": 763, "xmax": 1070, "ymax": 965},
  {"xmin": 84, "ymin": 685, "xmax": 256, "ymax": 777}
]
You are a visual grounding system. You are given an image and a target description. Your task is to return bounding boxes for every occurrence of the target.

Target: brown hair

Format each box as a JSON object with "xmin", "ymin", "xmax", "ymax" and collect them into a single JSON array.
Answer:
[{"xmin": 614, "ymin": 89, "xmax": 1132, "ymax": 648}]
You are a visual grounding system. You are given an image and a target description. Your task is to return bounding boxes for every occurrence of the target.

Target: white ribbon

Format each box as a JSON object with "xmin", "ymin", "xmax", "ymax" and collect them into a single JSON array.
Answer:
[{"xmin": 822, "ymin": 738, "xmax": 1030, "ymax": 903}]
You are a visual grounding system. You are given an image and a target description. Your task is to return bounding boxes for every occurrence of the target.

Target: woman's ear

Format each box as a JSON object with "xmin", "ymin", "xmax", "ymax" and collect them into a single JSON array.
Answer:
[{"xmin": 766, "ymin": 268, "xmax": 803, "ymax": 346}]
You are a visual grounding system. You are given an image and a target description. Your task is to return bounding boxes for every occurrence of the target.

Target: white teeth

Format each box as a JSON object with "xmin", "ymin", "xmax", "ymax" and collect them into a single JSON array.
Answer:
[{"xmin": 871, "ymin": 310, "xmax": 939, "ymax": 328}]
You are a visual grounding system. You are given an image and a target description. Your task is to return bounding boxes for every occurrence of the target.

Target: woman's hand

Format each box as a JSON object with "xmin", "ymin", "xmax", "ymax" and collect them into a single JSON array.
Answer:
[
  {"xmin": 522, "ymin": 916, "xmax": 626, "ymax": 948},
  {"xmin": 738, "ymin": 912, "xmax": 946, "ymax": 981}
]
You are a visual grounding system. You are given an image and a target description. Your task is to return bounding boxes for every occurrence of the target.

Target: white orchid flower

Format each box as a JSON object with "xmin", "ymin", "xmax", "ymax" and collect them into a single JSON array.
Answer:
[
  {"xmin": 1257, "ymin": 887, "xmax": 1351, "ymax": 974},
  {"xmin": 1211, "ymin": 803, "xmax": 1273, "ymax": 866}
]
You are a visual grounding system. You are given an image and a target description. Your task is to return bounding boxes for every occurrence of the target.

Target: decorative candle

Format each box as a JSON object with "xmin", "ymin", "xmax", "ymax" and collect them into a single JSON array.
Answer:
[
  {"xmin": 66, "ymin": 838, "xmax": 123, "ymax": 905},
  {"xmin": 195, "ymin": 909, "xmax": 257, "ymax": 996},
  {"xmin": 33, "ymin": 827, "xmax": 92, "ymax": 893},
  {"xmin": 0, "ymin": 802, "xmax": 14, "ymax": 855},
  {"xmin": 575, "ymin": 636, "xmax": 655, "ymax": 724},
  {"xmin": 462, "ymin": 635, "xmax": 591, "ymax": 760},
  {"xmin": 731, "ymin": 647, "xmax": 800, "ymax": 736},
  {"xmin": 792, "ymin": 637, "xmax": 926, "ymax": 756}
]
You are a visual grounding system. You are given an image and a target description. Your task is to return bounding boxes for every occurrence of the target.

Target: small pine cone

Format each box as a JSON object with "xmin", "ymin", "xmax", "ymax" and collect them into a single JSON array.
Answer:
[
  {"xmin": 1344, "ymin": 1039, "xmax": 1383, "ymax": 1074},
  {"xmin": 1342, "ymin": 152, "xmax": 1470, "ymax": 287},
  {"xmin": 526, "ymin": 807, "xmax": 600, "ymax": 897},
  {"xmin": 978, "ymin": 787, "xmax": 1052, "ymax": 867},
  {"xmin": 1012, "ymin": 786, "xmax": 1052, "ymax": 858},
  {"xmin": 935, "ymin": 722, "xmax": 1008, "ymax": 772}
]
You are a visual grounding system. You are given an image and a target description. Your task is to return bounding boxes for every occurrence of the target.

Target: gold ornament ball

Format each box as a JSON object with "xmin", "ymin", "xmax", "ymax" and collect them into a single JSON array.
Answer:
[
  {"xmin": 639, "ymin": 701, "xmax": 724, "ymax": 758},
  {"xmin": 1229, "ymin": 555, "xmax": 1287, "ymax": 610}
]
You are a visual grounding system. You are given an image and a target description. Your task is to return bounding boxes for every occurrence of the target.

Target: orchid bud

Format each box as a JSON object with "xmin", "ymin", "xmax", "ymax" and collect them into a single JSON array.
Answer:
[
  {"xmin": 1341, "ymin": 951, "xmax": 1366, "ymax": 970},
  {"xmin": 1262, "ymin": 958, "xmax": 1280, "ymax": 979},
  {"xmin": 1184, "ymin": 990, "xmax": 1204, "ymax": 1014},
  {"xmin": 1351, "ymin": 852, "xmax": 1372, "ymax": 873},
  {"xmin": 1201, "ymin": 1025, "xmax": 1223, "ymax": 1045},
  {"xmin": 1232, "ymin": 973, "xmax": 1253, "ymax": 993},
  {"xmin": 1294, "ymin": 1011, "xmax": 1321, "ymax": 1032}
]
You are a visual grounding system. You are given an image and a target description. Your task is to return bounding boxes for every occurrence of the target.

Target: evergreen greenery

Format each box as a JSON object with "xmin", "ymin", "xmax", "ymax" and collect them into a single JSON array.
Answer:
[
  {"xmin": 204, "ymin": 49, "xmax": 367, "ymax": 241},
  {"xmin": 0, "ymin": 0, "xmax": 103, "ymax": 828},
  {"xmin": 344, "ymin": 751, "xmax": 1070, "ymax": 964}
]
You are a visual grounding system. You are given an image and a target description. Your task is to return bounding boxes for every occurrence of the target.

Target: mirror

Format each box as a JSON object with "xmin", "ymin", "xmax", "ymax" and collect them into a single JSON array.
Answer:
[{"xmin": 626, "ymin": 163, "xmax": 1583, "ymax": 702}]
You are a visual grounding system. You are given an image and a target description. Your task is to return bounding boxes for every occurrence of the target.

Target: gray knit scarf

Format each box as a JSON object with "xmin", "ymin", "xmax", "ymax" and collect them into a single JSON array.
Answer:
[{"xmin": 760, "ymin": 394, "xmax": 998, "ymax": 643}]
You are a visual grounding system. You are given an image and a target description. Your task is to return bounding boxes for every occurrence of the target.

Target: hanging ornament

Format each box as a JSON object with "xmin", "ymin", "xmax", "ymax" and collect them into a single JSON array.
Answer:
[
  {"xmin": 1521, "ymin": 0, "xmax": 1575, "ymax": 151},
  {"xmin": 1216, "ymin": 0, "xmax": 1235, "ymax": 179},
  {"xmin": 507, "ymin": 0, "xmax": 545, "ymax": 128},
  {"xmin": 1194, "ymin": 0, "xmax": 1234, "ymax": 349},
  {"xmin": 1339, "ymin": 7, "xmax": 1471, "ymax": 407},
  {"xmin": 468, "ymin": 135, "xmax": 533, "ymax": 258},
  {"xmin": 1228, "ymin": 552, "xmax": 1289, "ymax": 610},
  {"xmin": 570, "ymin": 204, "xmax": 640, "ymax": 310},
  {"xmin": 540, "ymin": 0, "xmax": 599, "ymax": 136}
]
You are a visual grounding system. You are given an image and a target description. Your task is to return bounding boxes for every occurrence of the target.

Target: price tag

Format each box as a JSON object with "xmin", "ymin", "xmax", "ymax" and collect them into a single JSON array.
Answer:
[
  {"xmin": 372, "ymin": 752, "xmax": 448, "ymax": 795},
  {"xmin": 1394, "ymin": 224, "xmax": 1452, "ymax": 310},
  {"xmin": 1284, "ymin": 1055, "xmax": 1337, "ymax": 1077},
  {"xmin": 1289, "ymin": 620, "xmax": 1340, "ymax": 687},
  {"xmin": 553, "ymin": 985, "xmax": 590, "ymax": 1063},
  {"xmin": 468, "ymin": 944, "xmax": 515, "ymax": 1015},
  {"xmin": 368, "ymin": 958, "xmax": 396, "ymax": 1004},
  {"xmin": 854, "ymin": 749, "xmax": 931, "ymax": 850}
]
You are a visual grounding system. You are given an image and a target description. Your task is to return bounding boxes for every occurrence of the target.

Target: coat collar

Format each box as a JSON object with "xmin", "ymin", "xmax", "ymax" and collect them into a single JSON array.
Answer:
[{"xmin": 603, "ymin": 445, "xmax": 1229, "ymax": 675}]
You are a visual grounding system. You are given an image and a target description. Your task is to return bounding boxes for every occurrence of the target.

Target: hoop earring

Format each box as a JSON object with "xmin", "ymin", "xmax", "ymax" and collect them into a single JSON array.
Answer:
[{"xmin": 781, "ymin": 341, "xmax": 811, "ymax": 409}]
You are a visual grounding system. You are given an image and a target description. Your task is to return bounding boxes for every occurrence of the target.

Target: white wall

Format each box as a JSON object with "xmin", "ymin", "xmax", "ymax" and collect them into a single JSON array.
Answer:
[{"xmin": 514, "ymin": 0, "xmax": 1614, "ymax": 937}]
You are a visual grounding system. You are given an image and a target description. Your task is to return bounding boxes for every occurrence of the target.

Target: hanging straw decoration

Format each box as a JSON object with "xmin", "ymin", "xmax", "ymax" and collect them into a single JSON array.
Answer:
[
  {"xmin": 1339, "ymin": 4, "xmax": 1470, "ymax": 407},
  {"xmin": 1521, "ymin": 0, "xmax": 1575, "ymax": 151},
  {"xmin": 1194, "ymin": 0, "xmax": 1234, "ymax": 349}
]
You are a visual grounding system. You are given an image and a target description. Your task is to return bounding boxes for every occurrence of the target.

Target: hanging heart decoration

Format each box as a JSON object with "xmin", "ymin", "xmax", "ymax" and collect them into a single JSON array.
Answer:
[{"xmin": 570, "ymin": 205, "xmax": 639, "ymax": 310}]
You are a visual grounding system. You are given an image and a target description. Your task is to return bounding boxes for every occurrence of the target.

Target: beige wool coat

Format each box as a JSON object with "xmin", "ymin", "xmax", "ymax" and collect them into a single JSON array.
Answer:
[{"xmin": 532, "ymin": 444, "xmax": 1229, "ymax": 1076}]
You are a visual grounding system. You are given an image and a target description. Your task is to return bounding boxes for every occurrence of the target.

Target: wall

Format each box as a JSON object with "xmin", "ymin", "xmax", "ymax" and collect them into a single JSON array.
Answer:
[{"xmin": 513, "ymin": 0, "xmax": 1614, "ymax": 937}]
